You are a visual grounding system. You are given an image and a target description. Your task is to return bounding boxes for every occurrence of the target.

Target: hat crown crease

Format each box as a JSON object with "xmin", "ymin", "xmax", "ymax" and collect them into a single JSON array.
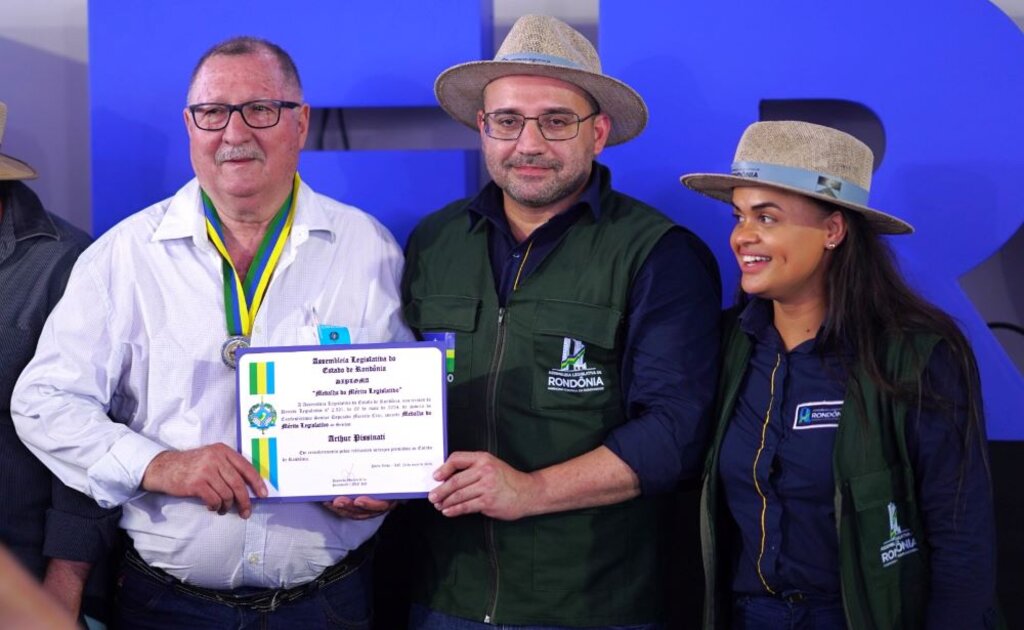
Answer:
[
  {"xmin": 734, "ymin": 122, "xmax": 873, "ymax": 190},
  {"xmin": 495, "ymin": 15, "xmax": 601, "ymax": 73},
  {"xmin": 433, "ymin": 14, "xmax": 648, "ymax": 146}
]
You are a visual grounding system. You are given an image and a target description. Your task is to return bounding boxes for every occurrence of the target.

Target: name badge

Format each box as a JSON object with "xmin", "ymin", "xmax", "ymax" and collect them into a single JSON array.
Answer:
[
  {"xmin": 318, "ymin": 325, "xmax": 351, "ymax": 345},
  {"xmin": 793, "ymin": 400, "xmax": 843, "ymax": 430}
]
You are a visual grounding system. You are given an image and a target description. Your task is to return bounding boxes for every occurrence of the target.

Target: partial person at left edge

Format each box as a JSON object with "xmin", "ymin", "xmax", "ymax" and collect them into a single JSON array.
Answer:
[
  {"xmin": 11, "ymin": 37, "xmax": 411, "ymax": 629},
  {"xmin": 0, "ymin": 101, "xmax": 120, "ymax": 625}
]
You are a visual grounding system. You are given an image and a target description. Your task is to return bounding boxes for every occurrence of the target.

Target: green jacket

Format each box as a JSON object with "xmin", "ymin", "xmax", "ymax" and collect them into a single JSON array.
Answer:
[
  {"xmin": 701, "ymin": 308, "xmax": 938, "ymax": 630},
  {"xmin": 402, "ymin": 173, "xmax": 673, "ymax": 626}
]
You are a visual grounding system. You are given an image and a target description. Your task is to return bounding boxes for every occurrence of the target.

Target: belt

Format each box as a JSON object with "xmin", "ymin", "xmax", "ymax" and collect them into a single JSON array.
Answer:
[
  {"xmin": 775, "ymin": 590, "xmax": 841, "ymax": 604},
  {"xmin": 735, "ymin": 591, "xmax": 842, "ymax": 605},
  {"xmin": 123, "ymin": 539, "xmax": 372, "ymax": 613},
  {"xmin": 779, "ymin": 591, "xmax": 808, "ymax": 604}
]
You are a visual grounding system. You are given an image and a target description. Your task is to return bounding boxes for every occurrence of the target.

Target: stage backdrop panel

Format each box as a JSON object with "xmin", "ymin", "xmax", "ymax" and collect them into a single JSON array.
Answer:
[
  {"xmin": 89, "ymin": 0, "xmax": 486, "ymax": 238},
  {"xmin": 599, "ymin": 0, "xmax": 1024, "ymax": 441}
]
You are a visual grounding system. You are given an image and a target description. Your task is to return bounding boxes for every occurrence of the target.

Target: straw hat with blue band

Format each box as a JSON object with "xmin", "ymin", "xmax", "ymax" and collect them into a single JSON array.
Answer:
[
  {"xmin": 681, "ymin": 120, "xmax": 914, "ymax": 235},
  {"xmin": 0, "ymin": 102, "xmax": 38, "ymax": 181},
  {"xmin": 434, "ymin": 14, "xmax": 648, "ymax": 146}
]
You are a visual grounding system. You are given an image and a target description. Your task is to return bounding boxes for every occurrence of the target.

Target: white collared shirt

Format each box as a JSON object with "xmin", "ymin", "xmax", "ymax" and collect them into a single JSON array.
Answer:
[{"xmin": 12, "ymin": 177, "xmax": 413, "ymax": 589}]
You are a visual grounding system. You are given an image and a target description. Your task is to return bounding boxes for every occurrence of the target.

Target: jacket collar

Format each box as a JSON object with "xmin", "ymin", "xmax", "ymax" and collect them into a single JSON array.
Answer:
[
  {"xmin": 2, "ymin": 180, "xmax": 60, "ymax": 243},
  {"xmin": 152, "ymin": 176, "xmax": 334, "ymax": 248}
]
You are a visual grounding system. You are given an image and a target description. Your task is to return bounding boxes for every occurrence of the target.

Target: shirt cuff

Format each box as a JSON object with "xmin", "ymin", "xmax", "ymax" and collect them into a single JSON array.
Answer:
[
  {"xmin": 43, "ymin": 506, "xmax": 121, "ymax": 562},
  {"xmin": 604, "ymin": 422, "xmax": 682, "ymax": 496},
  {"xmin": 87, "ymin": 432, "xmax": 167, "ymax": 508}
]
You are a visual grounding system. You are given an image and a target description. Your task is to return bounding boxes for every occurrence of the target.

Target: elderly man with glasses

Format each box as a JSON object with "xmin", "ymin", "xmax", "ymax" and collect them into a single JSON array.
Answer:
[
  {"xmin": 12, "ymin": 36, "xmax": 410, "ymax": 629},
  {"xmin": 400, "ymin": 15, "xmax": 722, "ymax": 629}
]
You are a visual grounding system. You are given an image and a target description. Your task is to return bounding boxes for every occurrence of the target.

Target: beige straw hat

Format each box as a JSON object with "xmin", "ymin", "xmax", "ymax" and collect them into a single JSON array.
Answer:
[
  {"xmin": 681, "ymin": 120, "xmax": 913, "ymax": 234},
  {"xmin": 434, "ymin": 14, "xmax": 647, "ymax": 146},
  {"xmin": 0, "ymin": 102, "xmax": 38, "ymax": 181}
]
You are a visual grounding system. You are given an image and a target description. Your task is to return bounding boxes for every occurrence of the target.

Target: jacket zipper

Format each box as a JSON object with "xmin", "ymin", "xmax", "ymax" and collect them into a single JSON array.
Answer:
[{"xmin": 482, "ymin": 306, "xmax": 509, "ymax": 623}]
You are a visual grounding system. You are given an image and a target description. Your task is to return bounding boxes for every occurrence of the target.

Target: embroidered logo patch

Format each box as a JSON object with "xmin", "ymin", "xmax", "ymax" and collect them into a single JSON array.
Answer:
[
  {"xmin": 547, "ymin": 337, "xmax": 605, "ymax": 393},
  {"xmin": 792, "ymin": 400, "xmax": 843, "ymax": 430},
  {"xmin": 880, "ymin": 502, "xmax": 919, "ymax": 567}
]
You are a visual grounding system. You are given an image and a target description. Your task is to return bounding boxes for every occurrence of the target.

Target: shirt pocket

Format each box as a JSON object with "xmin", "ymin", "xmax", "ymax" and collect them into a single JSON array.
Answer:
[
  {"xmin": 403, "ymin": 295, "xmax": 479, "ymax": 409},
  {"xmin": 531, "ymin": 300, "xmax": 621, "ymax": 412},
  {"xmin": 297, "ymin": 325, "xmax": 320, "ymax": 345}
]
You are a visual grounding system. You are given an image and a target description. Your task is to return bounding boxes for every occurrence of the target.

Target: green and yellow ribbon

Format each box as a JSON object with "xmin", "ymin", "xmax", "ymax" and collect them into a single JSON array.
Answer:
[{"xmin": 202, "ymin": 174, "xmax": 299, "ymax": 337}]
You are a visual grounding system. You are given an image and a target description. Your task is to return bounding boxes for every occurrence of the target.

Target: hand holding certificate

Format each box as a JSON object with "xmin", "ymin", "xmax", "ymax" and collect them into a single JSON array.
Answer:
[{"xmin": 236, "ymin": 341, "xmax": 447, "ymax": 501}]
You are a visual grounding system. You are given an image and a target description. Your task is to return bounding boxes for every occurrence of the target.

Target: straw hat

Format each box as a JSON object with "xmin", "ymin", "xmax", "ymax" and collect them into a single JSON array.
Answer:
[
  {"xmin": 0, "ymin": 102, "xmax": 38, "ymax": 181},
  {"xmin": 681, "ymin": 120, "xmax": 912, "ymax": 234},
  {"xmin": 434, "ymin": 14, "xmax": 647, "ymax": 146}
]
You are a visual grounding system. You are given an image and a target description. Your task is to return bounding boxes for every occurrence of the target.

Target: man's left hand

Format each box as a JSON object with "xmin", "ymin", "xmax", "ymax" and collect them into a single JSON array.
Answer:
[
  {"xmin": 322, "ymin": 496, "xmax": 395, "ymax": 520},
  {"xmin": 428, "ymin": 451, "xmax": 538, "ymax": 521}
]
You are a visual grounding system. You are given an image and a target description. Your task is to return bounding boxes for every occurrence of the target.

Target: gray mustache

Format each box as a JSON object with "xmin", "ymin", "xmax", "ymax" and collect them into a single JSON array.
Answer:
[{"xmin": 215, "ymin": 145, "xmax": 265, "ymax": 164}]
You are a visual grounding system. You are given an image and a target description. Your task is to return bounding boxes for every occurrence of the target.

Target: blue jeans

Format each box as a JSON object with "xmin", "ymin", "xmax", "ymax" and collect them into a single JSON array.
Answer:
[
  {"xmin": 115, "ymin": 557, "xmax": 372, "ymax": 629},
  {"xmin": 731, "ymin": 594, "xmax": 846, "ymax": 630},
  {"xmin": 409, "ymin": 604, "xmax": 664, "ymax": 630}
]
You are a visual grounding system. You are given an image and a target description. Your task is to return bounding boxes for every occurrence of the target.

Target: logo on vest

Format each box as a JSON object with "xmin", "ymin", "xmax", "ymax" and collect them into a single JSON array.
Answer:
[
  {"xmin": 879, "ymin": 502, "xmax": 919, "ymax": 568},
  {"xmin": 792, "ymin": 400, "xmax": 843, "ymax": 430},
  {"xmin": 547, "ymin": 337, "xmax": 605, "ymax": 393}
]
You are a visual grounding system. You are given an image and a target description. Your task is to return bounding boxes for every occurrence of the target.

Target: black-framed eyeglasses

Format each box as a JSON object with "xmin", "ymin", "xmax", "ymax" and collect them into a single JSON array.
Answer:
[
  {"xmin": 483, "ymin": 111, "xmax": 600, "ymax": 141},
  {"xmin": 187, "ymin": 99, "xmax": 302, "ymax": 131}
]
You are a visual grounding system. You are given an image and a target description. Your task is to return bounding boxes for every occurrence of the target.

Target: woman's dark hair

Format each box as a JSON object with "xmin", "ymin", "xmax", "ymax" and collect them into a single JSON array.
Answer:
[
  {"xmin": 735, "ymin": 201, "xmax": 986, "ymax": 500},
  {"xmin": 820, "ymin": 206, "xmax": 986, "ymax": 493}
]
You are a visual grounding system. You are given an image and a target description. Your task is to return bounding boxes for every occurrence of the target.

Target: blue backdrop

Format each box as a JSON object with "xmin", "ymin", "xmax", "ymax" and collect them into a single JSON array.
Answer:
[
  {"xmin": 88, "ymin": 0, "xmax": 487, "ymax": 245},
  {"xmin": 89, "ymin": 1, "xmax": 1023, "ymax": 439},
  {"xmin": 600, "ymin": 0, "xmax": 1024, "ymax": 440}
]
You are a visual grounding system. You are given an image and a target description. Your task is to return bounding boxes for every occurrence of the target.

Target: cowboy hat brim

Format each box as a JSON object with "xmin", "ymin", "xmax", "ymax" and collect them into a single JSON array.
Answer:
[
  {"xmin": 680, "ymin": 172, "xmax": 914, "ymax": 235},
  {"xmin": 434, "ymin": 59, "xmax": 648, "ymax": 146},
  {"xmin": 0, "ymin": 153, "xmax": 38, "ymax": 181}
]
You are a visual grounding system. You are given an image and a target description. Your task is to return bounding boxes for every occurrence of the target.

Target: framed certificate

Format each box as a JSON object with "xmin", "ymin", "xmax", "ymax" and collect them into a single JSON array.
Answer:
[{"xmin": 235, "ymin": 341, "xmax": 447, "ymax": 501}]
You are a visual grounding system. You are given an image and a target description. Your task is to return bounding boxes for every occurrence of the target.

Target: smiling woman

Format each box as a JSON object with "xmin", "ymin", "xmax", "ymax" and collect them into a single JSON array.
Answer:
[
  {"xmin": 729, "ymin": 186, "xmax": 845, "ymax": 325},
  {"xmin": 681, "ymin": 121, "xmax": 1001, "ymax": 630}
]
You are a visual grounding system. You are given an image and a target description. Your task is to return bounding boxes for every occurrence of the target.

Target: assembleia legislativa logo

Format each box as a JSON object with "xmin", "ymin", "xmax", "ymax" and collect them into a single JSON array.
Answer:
[
  {"xmin": 547, "ymin": 337, "xmax": 605, "ymax": 393},
  {"xmin": 879, "ymin": 501, "xmax": 919, "ymax": 567}
]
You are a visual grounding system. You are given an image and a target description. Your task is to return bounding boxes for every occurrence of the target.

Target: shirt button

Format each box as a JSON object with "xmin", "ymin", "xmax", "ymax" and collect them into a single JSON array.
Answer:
[
  {"xmin": 248, "ymin": 553, "xmax": 260, "ymax": 565},
  {"xmin": 512, "ymin": 252, "xmax": 522, "ymax": 259}
]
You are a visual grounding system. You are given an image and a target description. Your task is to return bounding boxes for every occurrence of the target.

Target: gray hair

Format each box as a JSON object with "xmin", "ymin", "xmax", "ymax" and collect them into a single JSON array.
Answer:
[{"xmin": 188, "ymin": 36, "xmax": 303, "ymax": 101}]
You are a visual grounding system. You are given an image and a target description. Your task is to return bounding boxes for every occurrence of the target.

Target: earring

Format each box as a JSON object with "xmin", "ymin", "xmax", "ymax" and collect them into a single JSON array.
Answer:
[{"xmin": 826, "ymin": 242, "xmax": 837, "ymax": 250}]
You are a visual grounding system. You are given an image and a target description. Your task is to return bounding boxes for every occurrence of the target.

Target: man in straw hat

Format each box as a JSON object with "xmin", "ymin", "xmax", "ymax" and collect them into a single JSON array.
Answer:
[
  {"xmin": 0, "ymin": 102, "xmax": 119, "ymax": 624},
  {"xmin": 12, "ymin": 37, "xmax": 411, "ymax": 627},
  {"xmin": 402, "ymin": 14, "xmax": 721, "ymax": 628}
]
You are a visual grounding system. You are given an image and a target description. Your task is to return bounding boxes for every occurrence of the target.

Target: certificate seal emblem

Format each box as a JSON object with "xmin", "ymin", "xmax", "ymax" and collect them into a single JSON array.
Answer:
[
  {"xmin": 221, "ymin": 335, "xmax": 250, "ymax": 369},
  {"xmin": 248, "ymin": 402, "xmax": 278, "ymax": 433}
]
